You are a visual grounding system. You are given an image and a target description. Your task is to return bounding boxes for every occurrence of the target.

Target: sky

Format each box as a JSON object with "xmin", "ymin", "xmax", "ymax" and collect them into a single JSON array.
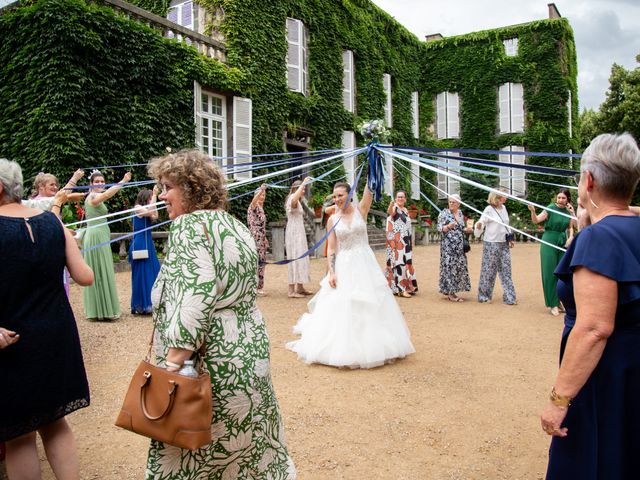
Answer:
[{"xmin": 371, "ymin": 0, "xmax": 640, "ymax": 112}]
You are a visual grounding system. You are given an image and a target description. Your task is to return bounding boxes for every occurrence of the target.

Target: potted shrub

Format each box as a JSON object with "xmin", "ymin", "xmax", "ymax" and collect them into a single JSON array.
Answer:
[
  {"xmin": 408, "ymin": 204, "xmax": 419, "ymax": 219},
  {"xmin": 308, "ymin": 191, "xmax": 326, "ymax": 218}
]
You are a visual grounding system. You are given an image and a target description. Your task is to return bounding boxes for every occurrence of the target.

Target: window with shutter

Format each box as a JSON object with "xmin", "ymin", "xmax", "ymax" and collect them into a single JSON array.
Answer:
[
  {"xmin": 411, "ymin": 91, "xmax": 419, "ymax": 139},
  {"xmin": 233, "ymin": 97, "xmax": 252, "ymax": 180},
  {"xmin": 341, "ymin": 131, "xmax": 356, "ymax": 185},
  {"xmin": 435, "ymin": 92, "xmax": 459, "ymax": 139},
  {"xmin": 499, "ymin": 146, "xmax": 526, "ymax": 196},
  {"xmin": 383, "ymin": 73, "xmax": 392, "ymax": 127},
  {"xmin": 498, "ymin": 83, "xmax": 524, "ymax": 133},
  {"xmin": 167, "ymin": 1, "xmax": 193, "ymax": 29},
  {"xmin": 503, "ymin": 38, "xmax": 518, "ymax": 57},
  {"xmin": 342, "ymin": 50, "xmax": 355, "ymax": 113},
  {"xmin": 194, "ymin": 83, "xmax": 226, "ymax": 168},
  {"xmin": 286, "ymin": 18, "xmax": 307, "ymax": 95}
]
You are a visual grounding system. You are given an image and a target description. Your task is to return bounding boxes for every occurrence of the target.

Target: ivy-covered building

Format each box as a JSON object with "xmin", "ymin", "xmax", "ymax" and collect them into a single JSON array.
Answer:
[{"xmin": 0, "ymin": 0, "xmax": 577, "ymax": 216}]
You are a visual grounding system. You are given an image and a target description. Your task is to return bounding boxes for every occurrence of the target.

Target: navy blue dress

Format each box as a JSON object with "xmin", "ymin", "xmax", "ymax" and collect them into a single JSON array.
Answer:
[
  {"xmin": 0, "ymin": 212, "xmax": 89, "ymax": 442},
  {"xmin": 547, "ymin": 215, "xmax": 640, "ymax": 479},
  {"xmin": 128, "ymin": 215, "xmax": 160, "ymax": 314}
]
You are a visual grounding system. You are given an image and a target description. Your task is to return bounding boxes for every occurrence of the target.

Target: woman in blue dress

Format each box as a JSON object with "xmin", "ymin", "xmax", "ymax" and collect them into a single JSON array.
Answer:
[
  {"xmin": 129, "ymin": 187, "xmax": 160, "ymax": 314},
  {"xmin": 540, "ymin": 133, "xmax": 640, "ymax": 479}
]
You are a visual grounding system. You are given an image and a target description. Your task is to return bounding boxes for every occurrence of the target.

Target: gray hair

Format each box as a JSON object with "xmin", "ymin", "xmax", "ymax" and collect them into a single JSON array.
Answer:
[
  {"xmin": 0, "ymin": 158, "xmax": 24, "ymax": 203},
  {"xmin": 581, "ymin": 133, "xmax": 640, "ymax": 201},
  {"xmin": 449, "ymin": 194, "xmax": 462, "ymax": 203}
]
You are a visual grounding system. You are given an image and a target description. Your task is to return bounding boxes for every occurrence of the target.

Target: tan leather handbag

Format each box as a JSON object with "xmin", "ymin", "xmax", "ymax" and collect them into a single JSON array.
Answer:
[{"xmin": 115, "ymin": 341, "xmax": 213, "ymax": 450}]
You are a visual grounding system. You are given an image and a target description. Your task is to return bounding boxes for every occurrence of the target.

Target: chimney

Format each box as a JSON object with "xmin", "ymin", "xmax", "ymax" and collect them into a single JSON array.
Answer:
[
  {"xmin": 425, "ymin": 33, "xmax": 444, "ymax": 42},
  {"xmin": 548, "ymin": 3, "xmax": 561, "ymax": 19}
]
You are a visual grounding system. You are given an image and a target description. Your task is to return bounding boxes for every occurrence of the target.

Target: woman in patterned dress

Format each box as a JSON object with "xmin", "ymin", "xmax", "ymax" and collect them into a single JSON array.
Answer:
[
  {"xmin": 385, "ymin": 191, "xmax": 418, "ymax": 298},
  {"xmin": 437, "ymin": 194, "xmax": 472, "ymax": 302},
  {"xmin": 146, "ymin": 150, "xmax": 296, "ymax": 480},
  {"xmin": 285, "ymin": 178, "xmax": 313, "ymax": 298},
  {"xmin": 247, "ymin": 184, "xmax": 269, "ymax": 296}
]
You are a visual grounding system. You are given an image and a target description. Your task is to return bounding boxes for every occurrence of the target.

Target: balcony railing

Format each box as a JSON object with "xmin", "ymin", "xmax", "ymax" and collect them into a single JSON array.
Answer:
[{"xmin": 96, "ymin": 0, "xmax": 226, "ymax": 61}]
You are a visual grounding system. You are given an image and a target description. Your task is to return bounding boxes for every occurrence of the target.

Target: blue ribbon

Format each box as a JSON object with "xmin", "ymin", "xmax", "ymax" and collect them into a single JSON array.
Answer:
[{"xmin": 366, "ymin": 143, "xmax": 385, "ymax": 202}]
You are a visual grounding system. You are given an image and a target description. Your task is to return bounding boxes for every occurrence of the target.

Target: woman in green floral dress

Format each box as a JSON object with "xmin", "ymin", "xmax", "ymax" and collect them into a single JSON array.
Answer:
[{"xmin": 146, "ymin": 150, "xmax": 296, "ymax": 480}]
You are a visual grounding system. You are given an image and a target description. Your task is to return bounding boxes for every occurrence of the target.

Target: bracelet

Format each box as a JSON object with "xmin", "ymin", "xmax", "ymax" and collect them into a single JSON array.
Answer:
[
  {"xmin": 53, "ymin": 203, "xmax": 62, "ymax": 208},
  {"xmin": 550, "ymin": 386, "xmax": 572, "ymax": 408},
  {"xmin": 165, "ymin": 360, "xmax": 182, "ymax": 369}
]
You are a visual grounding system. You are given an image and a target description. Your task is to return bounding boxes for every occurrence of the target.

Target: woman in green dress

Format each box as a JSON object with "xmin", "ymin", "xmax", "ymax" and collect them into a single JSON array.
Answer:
[
  {"xmin": 82, "ymin": 170, "xmax": 131, "ymax": 320},
  {"xmin": 528, "ymin": 188, "xmax": 575, "ymax": 316},
  {"xmin": 145, "ymin": 150, "xmax": 296, "ymax": 479}
]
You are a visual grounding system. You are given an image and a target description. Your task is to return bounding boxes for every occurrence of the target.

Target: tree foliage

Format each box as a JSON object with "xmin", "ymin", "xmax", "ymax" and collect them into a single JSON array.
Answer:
[{"xmin": 597, "ymin": 59, "xmax": 640, "ymax": 143}]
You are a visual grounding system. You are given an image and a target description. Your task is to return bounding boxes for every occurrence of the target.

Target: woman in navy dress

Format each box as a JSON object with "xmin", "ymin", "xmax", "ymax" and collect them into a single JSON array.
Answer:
[
  {"xmin": 0, "ymin": 159, "xmax": 94, "ymax": 478},
  {"xmin": 541, "ymin": 133, "xmax": 640, "ymax": 479},
  {"xmin": 129, "ymin": 187, "xmax": 160, "ymax": 314}
]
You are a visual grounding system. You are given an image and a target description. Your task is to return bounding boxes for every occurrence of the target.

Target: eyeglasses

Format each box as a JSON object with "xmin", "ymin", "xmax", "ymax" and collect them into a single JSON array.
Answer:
[{"xmin": 572, "ymin": 173, "xmax": 581, "ymax": 186}]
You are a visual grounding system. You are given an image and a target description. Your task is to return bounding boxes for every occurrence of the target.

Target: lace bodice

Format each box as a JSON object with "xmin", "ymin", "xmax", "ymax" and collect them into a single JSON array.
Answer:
[{"xmin": 335, "ymin": 207, "xmax": 369, "ymax": 251}]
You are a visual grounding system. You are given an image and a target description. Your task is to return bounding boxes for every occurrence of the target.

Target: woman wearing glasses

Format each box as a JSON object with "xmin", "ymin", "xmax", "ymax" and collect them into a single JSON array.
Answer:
[{"xmin": 527, "ymin": 188, "xmax": 575, "ymax": 316}]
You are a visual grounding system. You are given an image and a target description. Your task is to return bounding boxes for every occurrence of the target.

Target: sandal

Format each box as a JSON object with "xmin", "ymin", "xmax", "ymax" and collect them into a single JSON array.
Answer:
[
  {"xmin": 399, "ymin": 291, "xmax": 412, "ymax": 298},
  {"xmin": 297, "ymin": 289, "xmax": 314, "ymax": 296},
  {"xmin": 448, "ymin": 294, "xmax": 463, "ymax": 303},
  {"xmin": 288, "ymin": 292, "xmax": 305, "ymax": 298}
]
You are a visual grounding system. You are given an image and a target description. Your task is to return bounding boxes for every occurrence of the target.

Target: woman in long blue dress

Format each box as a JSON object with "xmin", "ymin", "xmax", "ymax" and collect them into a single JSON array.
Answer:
[
  {"xmin": 540, "ymin": 133, "xmax": 640, "ymax": 479},
  {"xmin": 129, "ymin": 187, "xmax": 160, "ymax": 314}
]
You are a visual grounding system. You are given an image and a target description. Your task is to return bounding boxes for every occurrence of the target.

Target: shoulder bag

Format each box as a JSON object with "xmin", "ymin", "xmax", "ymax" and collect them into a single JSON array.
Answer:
[
  {"xmin": 131, "ymin": 219, "xmax": 150, "ymax": 260},
  {"xmin": 115, "ymin": 325, "xmax": 213, "ymax": 450}
]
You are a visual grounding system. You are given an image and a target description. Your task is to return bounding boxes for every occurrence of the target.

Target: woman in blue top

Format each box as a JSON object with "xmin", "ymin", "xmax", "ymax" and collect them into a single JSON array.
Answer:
[
  {"xmin": 129, "ymin": 187, "xmax": 160, "ymax": 314},
  {"xmin": 540, "ymin": 133, "xmax": 640, "ymax": 479}
]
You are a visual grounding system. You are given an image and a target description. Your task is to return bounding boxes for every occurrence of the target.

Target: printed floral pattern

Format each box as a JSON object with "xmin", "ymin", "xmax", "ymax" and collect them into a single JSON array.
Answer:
[
  {"xmin": 146, "ymin": 211, "xmax": 296, "ymax": 480},
  {"xmin": 247, "ymin": 205, "xmax": 269, "ymax": 289},
  {"xmin": 385, "ymin": 209, "xmax": 418, "ymax": 294},
  {"xmin": 437, "ymin": 208, "xmax": 471, "ymax": 295}
]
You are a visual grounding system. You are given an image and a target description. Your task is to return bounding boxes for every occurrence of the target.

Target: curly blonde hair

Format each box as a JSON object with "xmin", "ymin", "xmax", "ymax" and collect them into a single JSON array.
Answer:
[
  {"xmin": 148, "ymin": 149, "xmax": 227, "ymax": 211},
  {"xmin": 32, "ymin": 172, "xmax": 58, "ymax": 198}
]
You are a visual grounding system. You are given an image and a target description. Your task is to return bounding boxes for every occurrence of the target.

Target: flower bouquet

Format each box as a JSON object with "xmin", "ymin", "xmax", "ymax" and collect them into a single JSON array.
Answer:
[{"xmin": 358, "ymin": 119, "xmax": 391, "ymax": 143}]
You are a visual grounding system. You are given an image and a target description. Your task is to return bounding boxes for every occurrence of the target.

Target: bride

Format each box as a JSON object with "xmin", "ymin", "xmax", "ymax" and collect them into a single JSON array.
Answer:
[{"xmin": 286, "ymin": 181, "xmax": 415, "ymax": 368}]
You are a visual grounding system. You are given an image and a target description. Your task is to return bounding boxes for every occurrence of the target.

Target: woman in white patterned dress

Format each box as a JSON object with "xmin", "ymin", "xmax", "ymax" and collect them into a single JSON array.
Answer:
[
  {"xmin": 285, "ymin": 178, "xmax": 312, "ymax": 298},
  {"xmin": 145, "ymin": 150, "xmax": 295, "ymax": 480}
]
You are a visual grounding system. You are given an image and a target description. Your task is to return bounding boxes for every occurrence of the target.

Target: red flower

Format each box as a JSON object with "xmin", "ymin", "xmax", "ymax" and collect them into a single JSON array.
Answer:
[
  {"xmin": 419, "ymin": 209, "xmax": 427, "ymax": 215},
  {"xmin": 409, "ymin": 204, "xmax": 418, "ymax": 210}
]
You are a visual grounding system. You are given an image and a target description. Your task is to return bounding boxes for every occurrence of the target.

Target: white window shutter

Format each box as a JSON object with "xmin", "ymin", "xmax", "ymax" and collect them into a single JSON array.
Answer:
[
  {"xmin": 503, "ymin": 38, "xmax": 518, "ymax": 57},
  {"xmin": 181, "ymin": 1, "xmax": 193, "ymax": 29},
  {"xmin": 448, "ymin": 152, "xmax": 460, "ymax": 196},
  {"xmin": 436, "ymin": 92, "xmax": 446, "ymax": 139},
  {"xmin": 499, "ymin": 147, "xmax": 511, "ymax": 191},
  {"xmin": 341, "ymin": 130, "xmax": 356, "ymax": 186},
  {"xmin": 342, "ymin": 50, "xmax": 354, "ymax": 113},
  {"xmin": 567, "ymin": 90, "xmax": 573, "ymax": 138},
  {"xmin": 233, "ymin": 97, "xmax": 252, "ymax": 180},
  {"xmin": 498, "ymin": 83, "xmax": 510, "ymax": 133},
  {"xmin": 167, "ymin": 6, "xmax": 178, "ymax": 23},
  {"xmin": 286, "ymin": 18, "xmax": 302, "ymax": 92},
  {"xmin": 511, "ymin": 146, "xmax": 526, "ymax": 196},
  {"xmin": 411, "ymin": 91, "xmax": 419, "ymax": 139},
  {"xmin": 383, "ymin": 73, "xmax": 392, "ymax": 128},
  {"xmin": 384, "ymin": 152, "xmax": 393, "ymax": 195},
  {"xmin": 301, "ymin": 22, "xmax": 308, "ymax": 95},
  {"xmin": 511, "ymin": 83, "xmax": 524, "ymax": 132},
  {"xmin": 410, "ymin": 158, "xmax": 420, "ymax": 200},
  {"xmin": 447, "ymin": 91, "xmax": 459, "ymax": 138}
]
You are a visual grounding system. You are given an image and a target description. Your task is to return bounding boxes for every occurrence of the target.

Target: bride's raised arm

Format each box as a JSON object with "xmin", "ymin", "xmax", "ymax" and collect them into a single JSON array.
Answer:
[{"xmin": 359, "ymin": 184, "xmax": 373, "ymax": 219}]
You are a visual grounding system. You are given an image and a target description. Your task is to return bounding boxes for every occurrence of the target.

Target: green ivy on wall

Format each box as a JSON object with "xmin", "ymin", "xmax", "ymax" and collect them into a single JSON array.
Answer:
[{"xmin": 420, "ymin": 18, "xmax": 578, "ymax": 220}]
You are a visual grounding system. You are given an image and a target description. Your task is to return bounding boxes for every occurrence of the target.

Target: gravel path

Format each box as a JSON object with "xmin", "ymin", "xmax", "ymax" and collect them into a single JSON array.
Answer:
[{"xmin": 37, "ymin": 243, "xmax": 558, "ymax": 479}]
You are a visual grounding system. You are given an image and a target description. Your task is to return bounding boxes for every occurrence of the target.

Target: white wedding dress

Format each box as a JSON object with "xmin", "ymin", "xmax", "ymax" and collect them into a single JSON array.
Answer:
[{"xmin": 286, "ymin": 206, "xmax": 415, "ymax": 369}]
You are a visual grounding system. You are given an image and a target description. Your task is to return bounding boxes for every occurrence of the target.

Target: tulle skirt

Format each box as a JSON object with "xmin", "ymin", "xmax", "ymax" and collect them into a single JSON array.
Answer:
[{"xmin": 286, "ymin": 245, "xmax": 415, "ymax": 369}]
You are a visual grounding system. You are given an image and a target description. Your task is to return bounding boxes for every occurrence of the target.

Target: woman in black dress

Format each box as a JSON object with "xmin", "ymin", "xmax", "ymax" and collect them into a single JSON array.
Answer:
[{"xmin": 0, "ymin": 159, "xmax": 94, "ymax": 479}]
